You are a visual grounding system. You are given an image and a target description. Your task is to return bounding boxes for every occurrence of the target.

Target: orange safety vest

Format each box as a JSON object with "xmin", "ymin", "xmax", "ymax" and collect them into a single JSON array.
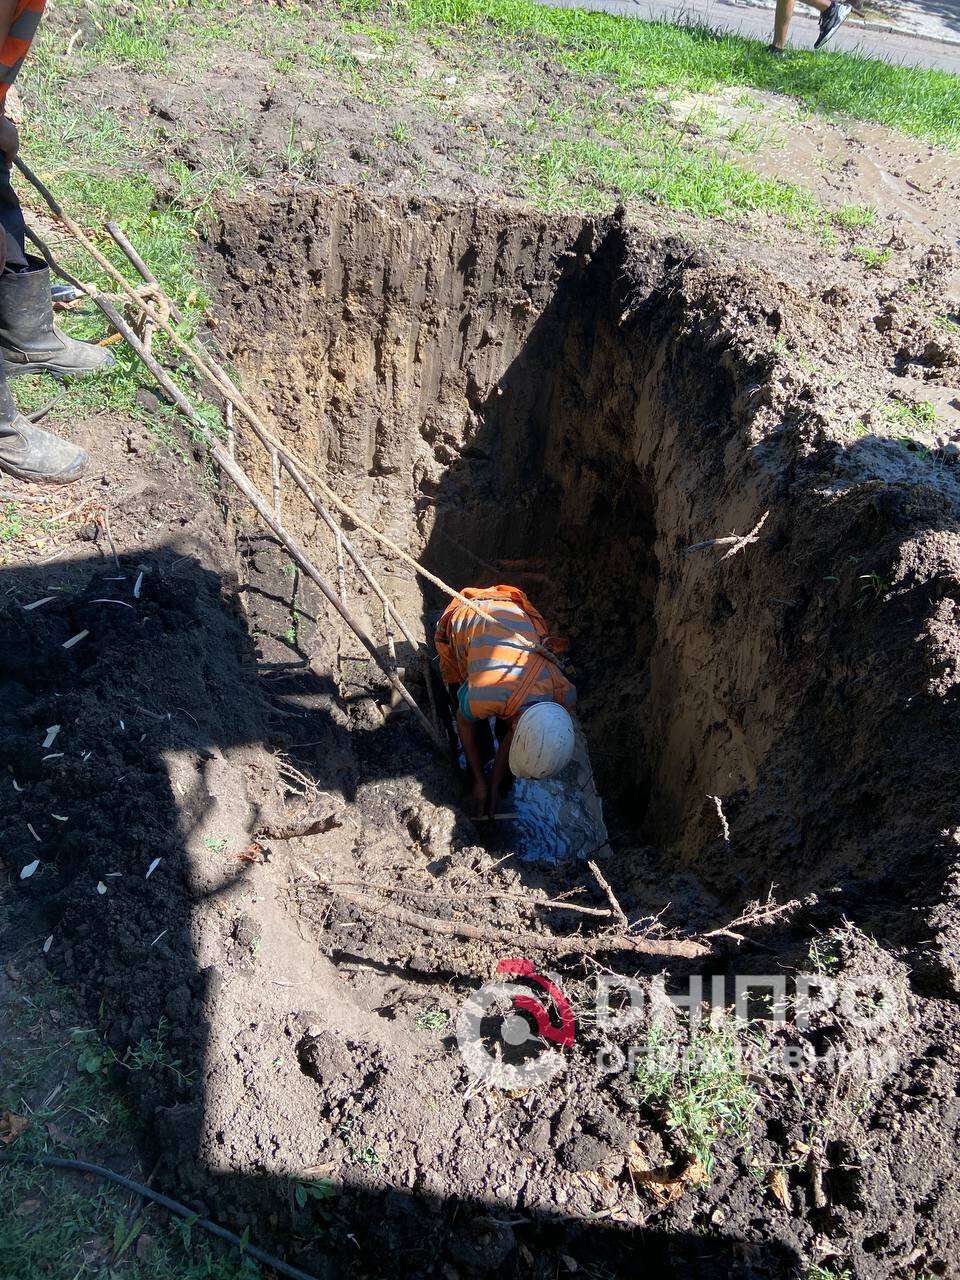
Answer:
[{"xmin": 435, "ymin": 585, "xmax": 576, "ymax": 722}]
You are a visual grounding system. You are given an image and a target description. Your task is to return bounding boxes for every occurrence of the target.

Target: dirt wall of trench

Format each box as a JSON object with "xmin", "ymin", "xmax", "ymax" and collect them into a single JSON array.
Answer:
[{"xmin": 205, "ymin": 191, "xmax": 960, "ymax": 972}]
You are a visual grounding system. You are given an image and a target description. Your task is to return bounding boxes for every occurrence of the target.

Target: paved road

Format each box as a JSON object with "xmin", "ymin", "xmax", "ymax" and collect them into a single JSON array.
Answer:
[{"xmin": 538, "ymin": 0, "xmax": 960, "ymax": 71}]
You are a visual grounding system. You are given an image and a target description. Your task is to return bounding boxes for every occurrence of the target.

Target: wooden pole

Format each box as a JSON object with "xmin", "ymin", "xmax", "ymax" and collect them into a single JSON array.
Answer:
[{"xmin": 85, "ymin": 292, "xmax": 441, "ymax": 748}]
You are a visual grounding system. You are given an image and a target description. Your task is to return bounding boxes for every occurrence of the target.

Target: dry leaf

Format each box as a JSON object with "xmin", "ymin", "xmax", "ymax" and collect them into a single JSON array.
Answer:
[
  {"xmin": 46, "ymin": 1121, "xmax": 71, "ymax": 1146},
  {"xmin": 768, "ymin": 1167, "xmax": 791, "ymax": 1211},
  {"xmin": 627, "ymin": 1141, "xmax": 705, "ymax": 1204},
  {"xmin": 0, "ymin": 1111, "xmax": 28, "ymax": 1145},
  {"xmin": 20, "ymin": 859, "xmax": 39, "ymax": 880}
]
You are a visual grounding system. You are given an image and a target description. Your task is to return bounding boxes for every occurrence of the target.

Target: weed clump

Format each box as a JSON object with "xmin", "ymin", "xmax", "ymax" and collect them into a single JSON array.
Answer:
[{"xmin": 633, "ymin": 1017, "xmax": 759, "ymax": 1171}]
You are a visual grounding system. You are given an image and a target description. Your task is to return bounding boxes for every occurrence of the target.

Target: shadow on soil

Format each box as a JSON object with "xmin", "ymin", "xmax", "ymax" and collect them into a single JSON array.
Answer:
[{"xmin": 0, "ymin": 546, "xmax": 804, "ymax": 1278}]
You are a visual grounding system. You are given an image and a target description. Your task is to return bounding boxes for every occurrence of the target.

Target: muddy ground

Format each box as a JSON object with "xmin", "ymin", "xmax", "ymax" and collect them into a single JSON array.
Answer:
[{"xmin": 3, "ymin": 5, "xmax": 960, "ymax": 1280}]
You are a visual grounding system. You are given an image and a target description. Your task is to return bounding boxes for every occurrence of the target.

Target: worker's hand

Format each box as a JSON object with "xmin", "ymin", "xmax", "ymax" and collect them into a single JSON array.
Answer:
[
  {"xmin": 0, "ymin": 115, "xmax": 19, "ymax": 167},
  {"xmin": 469, "ymin": 777, "xmax": 488, "ymax": 819}
]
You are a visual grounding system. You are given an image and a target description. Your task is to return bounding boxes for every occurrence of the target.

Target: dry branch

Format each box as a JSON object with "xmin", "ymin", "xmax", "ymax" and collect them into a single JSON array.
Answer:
[
  {"xmin": 587, "ymin": 859, "xmax": 628, "ymax": 928},
  {"xmin": 685, "ymin": 511, "xmax": 770, "ymax": 559},
  {"xmin": 328, "ymin": 884, "xmax": 711, "ymax": 959},
  {"xmin": 703, "ymin": 889, "xmax": 798, "ymax": 941},
  {"xmin": 315, "ymin": 877, "xmax": 615, "ymax": 919}
]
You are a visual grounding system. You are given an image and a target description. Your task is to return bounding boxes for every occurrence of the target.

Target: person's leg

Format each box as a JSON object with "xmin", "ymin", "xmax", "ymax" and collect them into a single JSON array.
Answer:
[
  {"xmin": 0, "ymin": 165, "xmax": 113, "ymax": 378},
  {"xmin": 771, "ymin": 0, "xmax": 795, "ymax": 50},
  {"xmin": 772, "ymin": 0, "xmax": 829, "ymax": 48},
  {"xmin": 0, "ymin": 165, "xmax": 91, "ymax": 483},
  {"xmin": 0, "ymin": 164, "xmax": 28, "ymax": 270}
]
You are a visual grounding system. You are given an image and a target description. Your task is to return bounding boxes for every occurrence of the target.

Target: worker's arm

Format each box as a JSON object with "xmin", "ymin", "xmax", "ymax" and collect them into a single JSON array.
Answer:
[
  {"xmin": 456, "ymin": 711, "xmax": 490, "ymax": 818},
  {"xmin": 0, "ymin": 0, "xmax": 23, "ymax": 48},
  {"xmin": 487, "ymin": 721, "xmax": 516, "ymax": 818},
  {"xmin": 0, "ymin": 1, "xmax": 45, "ymax": 163}
]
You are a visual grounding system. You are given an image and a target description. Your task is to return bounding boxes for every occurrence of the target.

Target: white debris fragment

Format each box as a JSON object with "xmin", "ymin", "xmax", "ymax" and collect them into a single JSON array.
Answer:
[
  {"xmin": 20, "ymin": 860, "xmax": 39, "ymax": 880},
  {"xmin": 12, "ymin": 778, "xmax": 23, "ymax": 792},
  {"xmin": 81, "ymin": 751, "xmax": 91, "ymax": 763},
  {"xmin": 42, "ymin": 725, "xmax": 61, "ymax": 749},
  {"xmin": 23, "ymin": 596, "xmax": 55, "ymax": 611},
  {"xmin": 51, "ymin": 814, "xmax": 68, "ymax": 821},
  {"xmin": 90, "ymin": 599, "xmax": 134, "ymax": 609},
  {"xmin": 62, "ymin": 630, "xmax": 89, "ymax": 650},
  {"xmin": 150, "ymin": 929, "xmax": 167, "ymax": 947},
  {"xmin": 96, "ymin": 881, "xmax": 107, "ymax": 895},
  {"xmin": 42, "ymin": 935, "xmax": 53, "ymax": 953},
  {"xmin": 42, "ymin": 753, "xmax": 64, "ymax": 762},
  {"xmin": 27, "ymin": 822, "xmax": 41, "ymax": 842},
  {"xmin": 134, "ymin": 572, "xmax": 144, "ymax": 599},
  {"xmin": 145, "ymin": 857, "xmax": 161, "ymax": 879},
  {"xmin": 119, "ymin": 719, "xmax": 125, "ymax": 731}
]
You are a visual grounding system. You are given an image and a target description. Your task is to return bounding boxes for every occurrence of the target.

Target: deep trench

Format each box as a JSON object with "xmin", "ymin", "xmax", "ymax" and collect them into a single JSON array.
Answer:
[{"xmin": 203, "ymin": 190, "xmax": 960, "ymax": 939}]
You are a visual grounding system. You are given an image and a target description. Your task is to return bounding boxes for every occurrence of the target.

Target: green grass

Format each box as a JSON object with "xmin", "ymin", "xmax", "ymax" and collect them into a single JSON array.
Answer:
[
  {"xmin": 634, "ymin": 1017, "xmax": 759, "ymax": 1172},
  {"xmin": 392, "ymin": 0, "xmax": 960, "ymax": 144},
  {"xmin": 881, "ymin": 398, "xmax": 939, "ymax": 432},
  {"xmin": 0, "ymin": 973, "xmax": 265, "ymax": 1279},
  {"xmin": 12, "ymin": 29, "xmax": 234, "ymax": 447},
  {"xmin": 25, "ymin": 0, "xmax": 902, "ymax": 241},
  {"xmin": 521, "ymin": 134, "xmax": 825, "ymax": 223}
]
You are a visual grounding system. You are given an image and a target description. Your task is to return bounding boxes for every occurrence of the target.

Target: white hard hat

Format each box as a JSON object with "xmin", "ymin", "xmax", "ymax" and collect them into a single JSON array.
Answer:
[{"xmin": 509, "ymin": 702, "xmax": 575, "ymax": 779}]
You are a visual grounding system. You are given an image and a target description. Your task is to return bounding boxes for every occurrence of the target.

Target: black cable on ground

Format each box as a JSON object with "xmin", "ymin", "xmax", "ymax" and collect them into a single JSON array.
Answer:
[{"xmin": 0, "ymin": 1151, "xmax": 326, "ymax": 1280}]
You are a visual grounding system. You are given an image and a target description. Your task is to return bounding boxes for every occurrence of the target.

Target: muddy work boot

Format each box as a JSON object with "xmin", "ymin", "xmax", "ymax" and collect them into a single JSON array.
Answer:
[
  {"xmin": 0, "ymin": 256, "xmax": 114, "ymax": 379},
  {"xmin": 0, "ymin": 375, "xmax": 88, "ymax": 484}
]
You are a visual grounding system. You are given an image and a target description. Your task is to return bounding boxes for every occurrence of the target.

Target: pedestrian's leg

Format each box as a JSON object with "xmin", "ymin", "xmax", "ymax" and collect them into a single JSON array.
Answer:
[
  {"xmin": 772, "ymin": 0, "xmax": 829, "ymax": 48},
  {"xmin": 771, "ymin": 0, "xmax": 795, "ymax": 48}
]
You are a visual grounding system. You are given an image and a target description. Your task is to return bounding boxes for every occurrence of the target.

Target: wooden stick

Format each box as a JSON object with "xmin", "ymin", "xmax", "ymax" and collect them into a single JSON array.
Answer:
[
  {"xmin": 84, "ymin": 290, "xmax": 442, "ymax": 748},
  {"xmin": 588, "ymin": 859, "xmax": 628, "ymax": 928},
  {"xmin": 685, "ymin": 511, "xmax": 770, "ymax": 559},
  {"xmin": 334, "ymin": 525, "xmax": 346, "ymax": 604},
  {"xmin": 328, "ymin": 885, "xmax": 711, "ymax": 959},
  {"xmin": 225, "ymin": 400, "xmax": 235, "ymax": 459},
  {"xmin": 16, "ymin": 157, "xmax": 559, "ymax": 665},
  {"xmin": 271, "ymin": 447, "xmax": 282, "ymax": 520},
  {"xmin": 382, "ymin": 597, "xmax": 397, "ymax": 671},
  {"xmin": 315, "ymin": 877, "xmax": 614, "ymax": 918}
]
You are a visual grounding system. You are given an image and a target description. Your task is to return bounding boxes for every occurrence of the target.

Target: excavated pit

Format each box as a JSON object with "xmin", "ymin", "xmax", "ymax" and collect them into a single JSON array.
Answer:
[
  {"xmin": 6, "ymin": 190, "xmax": 960, "ymax": 1280},
  {"xmin": 206, "ymin": 191, "xmax": 960, "ymax": 941}
]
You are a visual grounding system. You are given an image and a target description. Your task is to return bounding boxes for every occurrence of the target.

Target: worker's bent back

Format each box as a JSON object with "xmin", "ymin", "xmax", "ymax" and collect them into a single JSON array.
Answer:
[{"xmin": 435, "ymin": 585, "xmax": 576, "ymax": 722}]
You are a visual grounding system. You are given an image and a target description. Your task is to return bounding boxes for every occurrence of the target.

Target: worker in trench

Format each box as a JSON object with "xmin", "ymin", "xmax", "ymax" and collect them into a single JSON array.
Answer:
[
  {"xmin": 0, "ymin": 0, "xmax": 113, "ymax": 486},
  {"xmin": 435, "ymin": 584, "xmax": 578, "ymax": 819}
]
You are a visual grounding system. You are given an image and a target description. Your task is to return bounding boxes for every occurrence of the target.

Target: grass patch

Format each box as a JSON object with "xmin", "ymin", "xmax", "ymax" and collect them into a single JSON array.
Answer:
[
  {"xmin": 634, "ymin": 1016, "xmax": 759, "ymax": 1172},
  {"xmin": 14, "ymin": 32, "xmax": 233, "ymax": 449},
  {"xmin": 521, "ymin": 134, "xmax": 824, "ymax": 224},
  {"xmin": 882, "ymin": 398, "xmax": 939, "ymax": 432},
  {"xmin": 30, "ymin": 1, "xmax": 891, "ymax": 238},
  {"xmin": 0, "ymin": 972, "xmax": 265, "ymax": 1278},
  {"xmin": 392, "ymin": 0, "xmax": 960, "ymax": 144}
]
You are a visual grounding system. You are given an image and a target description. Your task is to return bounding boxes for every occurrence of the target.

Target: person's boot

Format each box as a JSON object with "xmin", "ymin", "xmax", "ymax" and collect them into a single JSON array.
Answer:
[
  {"xmin": 0, "ymin": 256, "xmax": 115, "ymax": 379},
  {"xmin": 0, "ymin": 371, "xmax": 88, "ymax": 483}
]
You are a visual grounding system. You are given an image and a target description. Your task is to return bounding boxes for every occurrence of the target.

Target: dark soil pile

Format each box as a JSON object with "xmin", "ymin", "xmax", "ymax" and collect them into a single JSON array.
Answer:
[{"xmin": 3, "ymin": 193, "xmax": 960, "ymax": 1279}]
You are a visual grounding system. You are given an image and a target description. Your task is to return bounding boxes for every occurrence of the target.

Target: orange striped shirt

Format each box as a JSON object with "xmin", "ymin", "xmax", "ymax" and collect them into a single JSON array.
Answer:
[
  {"xmin": 435, "ymin": 585, "xmax": 576, "ymax": 723},
  {"xmin": 0, "ymin": 0, "xmax": 45, "ymax": 104}
]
